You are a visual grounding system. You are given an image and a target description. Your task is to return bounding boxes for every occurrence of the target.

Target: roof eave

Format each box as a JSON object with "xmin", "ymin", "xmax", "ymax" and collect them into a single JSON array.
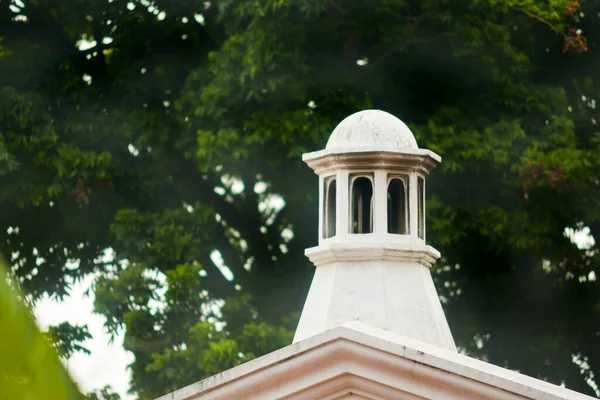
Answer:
[
  {"xmin": 155, "ymin": 322, "xmax": 593, "ymax": 400},
  {"xmin": 302, "ymin": 147, "xmax": 441, "ymax": 175}
]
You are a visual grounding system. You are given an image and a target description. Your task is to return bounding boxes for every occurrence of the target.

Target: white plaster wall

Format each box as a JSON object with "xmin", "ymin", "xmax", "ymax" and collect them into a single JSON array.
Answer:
[
  {"xmin": 293, "ymin": 263, "xmax": 337, "ymax": 343},
  {"xmin": 294, "ymin": 260, "xmax": 456, "ymax": 352}
]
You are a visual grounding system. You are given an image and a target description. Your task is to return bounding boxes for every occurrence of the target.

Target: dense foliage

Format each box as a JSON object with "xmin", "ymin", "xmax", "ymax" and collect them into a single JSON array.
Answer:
[{"xmin": 2, "ymin": 0, "xmax": 600, "ymax": 398}]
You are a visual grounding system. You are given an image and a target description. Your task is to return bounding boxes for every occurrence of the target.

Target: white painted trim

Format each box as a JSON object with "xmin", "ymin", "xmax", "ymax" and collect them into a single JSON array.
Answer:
[
  {"xmin": 156, "ymin": 322, "xmax": 593, "ymax": 400},
  {"xmin": 373, "ymin": 170, "xmax": 387, "ymax": 235},
  {"xmin": 305, "ymin": 242, "xmax": 440, "ymax": 268},
  {"xmin": 303, "ymin": 146, "xmax": 441, "ymax": 163},
  {"xmin": 409, "ymin": 173, "xmax": 418, "ymax": 240},
  {"xmin": 335, "ymin": 170, "xmax": 349, "ymax": 240},
  {"xmin": 318, "ymin": 174, "xmax": 325, "ymax": 241},
  {"xmin": 303, "ymin": 148, "xmax": 440, "ymax": 176},
  {"xmin": 422, "ymin": 175, "xmax": 426, "ymax": 241}
]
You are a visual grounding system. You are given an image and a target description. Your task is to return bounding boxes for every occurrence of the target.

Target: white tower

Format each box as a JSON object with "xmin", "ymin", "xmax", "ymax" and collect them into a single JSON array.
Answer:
[
  {"xmin": 294, "ymin": 109, "xmax": 457, "ymax": 352},
  {"xmin": 159, "ymin": 109, "xmax": 594, "ymax": 400}
]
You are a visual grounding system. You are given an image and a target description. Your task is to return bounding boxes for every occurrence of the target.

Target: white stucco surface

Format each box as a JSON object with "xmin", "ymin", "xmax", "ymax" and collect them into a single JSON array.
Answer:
[
  {"xmin": 326, "ymin": 110, "xmax": 418, "ymax": 150},
  {"xmin": 296, "ymin": 109, "xmax": 453, "ymax": 350},
  {"xmin": 156, "ymin": 322, "xmax": 594, "ymax": 400},
  {"xmin": 293, "ymin": 259, "xmax": 456, "ymax": 352}
]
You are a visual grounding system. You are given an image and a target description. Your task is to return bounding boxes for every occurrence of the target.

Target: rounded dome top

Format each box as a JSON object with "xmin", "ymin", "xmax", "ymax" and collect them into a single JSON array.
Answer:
[{"xmin": 326, "ymin": 110, "xmax": 418, "ymax": 151}]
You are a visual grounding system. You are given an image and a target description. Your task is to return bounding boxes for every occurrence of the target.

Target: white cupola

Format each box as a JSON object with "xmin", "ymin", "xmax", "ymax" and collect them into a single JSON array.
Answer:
[
  {"xmin": 159, "ymin": 109, "xmax": 594, "ymax": 400},
  {"xmin": 294, "ymin": 109, "xmax": 457, "ymax": 352}
]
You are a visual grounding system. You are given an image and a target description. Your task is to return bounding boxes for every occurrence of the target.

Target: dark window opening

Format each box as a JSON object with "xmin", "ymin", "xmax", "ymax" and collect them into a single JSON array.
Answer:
[
  {"xmin": 351, "ymin": 177, "xmax": 373, "ymax": 234},
  {"xmin": 323, "ymin": 177, "xmax": 336, "ymax": 238},
  {"xmin": 388, "ymin": 178, "xmax": 408, "ymax": 234},
  {"xmin": 417, "ymin": 177, "xmax": 425, "ymax": 239}
]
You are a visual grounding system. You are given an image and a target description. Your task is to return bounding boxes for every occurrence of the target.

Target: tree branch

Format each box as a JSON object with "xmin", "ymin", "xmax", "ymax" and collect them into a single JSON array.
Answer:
[
  {"xmin": 162, "ymin": 147, "xmax": 276, "ymax": 277},
  {"xmin": 513, "ymin": 7, "xmax": 566, "ymax": 37}
]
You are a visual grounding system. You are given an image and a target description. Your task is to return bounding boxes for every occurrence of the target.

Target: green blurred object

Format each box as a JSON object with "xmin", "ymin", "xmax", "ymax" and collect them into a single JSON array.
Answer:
[{"xmin": 0, "ymin": 257, "xmax": 83, "ymax": 400}]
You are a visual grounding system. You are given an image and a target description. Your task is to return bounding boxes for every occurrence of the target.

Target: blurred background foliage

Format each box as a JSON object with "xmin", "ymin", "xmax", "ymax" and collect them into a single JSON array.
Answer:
[
  {"xmin": 0, "ymin": 256, "xmax": 123, "ymax": 399},
  {"xmin": 0, "ymin": 257, "xmax": 82, "ymax": 399},
  {"xmin": 1, "ymin": 0, "xmax": 600, "ymax": 398}
]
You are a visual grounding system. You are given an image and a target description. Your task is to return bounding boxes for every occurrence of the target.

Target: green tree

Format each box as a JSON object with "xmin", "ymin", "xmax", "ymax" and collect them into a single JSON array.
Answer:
[
  {"xmin": 85, "ymin": 386, "xmax": 121, "ymax": 400},
  {"xmin": 47, "ymin": 322, "xmax": 93, "ymax": 359},
  {"xmin": 1, "ymin": 0, "xmax": 600, "ymax": 398}
]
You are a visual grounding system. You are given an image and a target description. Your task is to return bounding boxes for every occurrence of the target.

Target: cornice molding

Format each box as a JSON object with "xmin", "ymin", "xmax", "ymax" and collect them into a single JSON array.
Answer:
[
  {"xmin": 305, "ymin": 242, "xmax": 441, "ymax": 268},
  {"xmin": 156, "ymin": 323, "xmax": 593, "ymax": 400},
  {"xmin": 302, "ymin": 147, "xmax": 441, "ymax": 175}
]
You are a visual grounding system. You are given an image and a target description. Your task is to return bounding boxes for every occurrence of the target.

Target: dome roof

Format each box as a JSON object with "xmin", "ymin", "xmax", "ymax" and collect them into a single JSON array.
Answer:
[{"xmin": 326, "ymin": 110, "xmax": 418, "ymax": 151}]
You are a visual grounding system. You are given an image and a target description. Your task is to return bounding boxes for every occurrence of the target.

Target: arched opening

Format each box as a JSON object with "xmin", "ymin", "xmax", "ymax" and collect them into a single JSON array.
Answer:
[
  {"xmin": 417, "ymin": 177, "xmax": 425, "ymax": 239},
  {"xmin": 323, "ymin": 177, "xmax": 336, "ymax": 238},
  {"xmin": 387, "ymin": 178, "xmax": 408, "ymax": 234},
  {"xmin": 351, "ymin": 176, "xmax": 373, "ymax": 234}
]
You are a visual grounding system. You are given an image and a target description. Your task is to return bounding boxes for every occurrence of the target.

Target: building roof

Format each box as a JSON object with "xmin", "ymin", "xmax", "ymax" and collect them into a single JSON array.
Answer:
[
  {"xmin": 325, "ymin": 109, "xmax": 418, "ymax": 151},
  {"xmin": 155, "ymin": 110, "xmax": 594, "ymax": 400},
  {"xmin": 156, "ymin": 321, "xmax": 593, "ymax": 400}
]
